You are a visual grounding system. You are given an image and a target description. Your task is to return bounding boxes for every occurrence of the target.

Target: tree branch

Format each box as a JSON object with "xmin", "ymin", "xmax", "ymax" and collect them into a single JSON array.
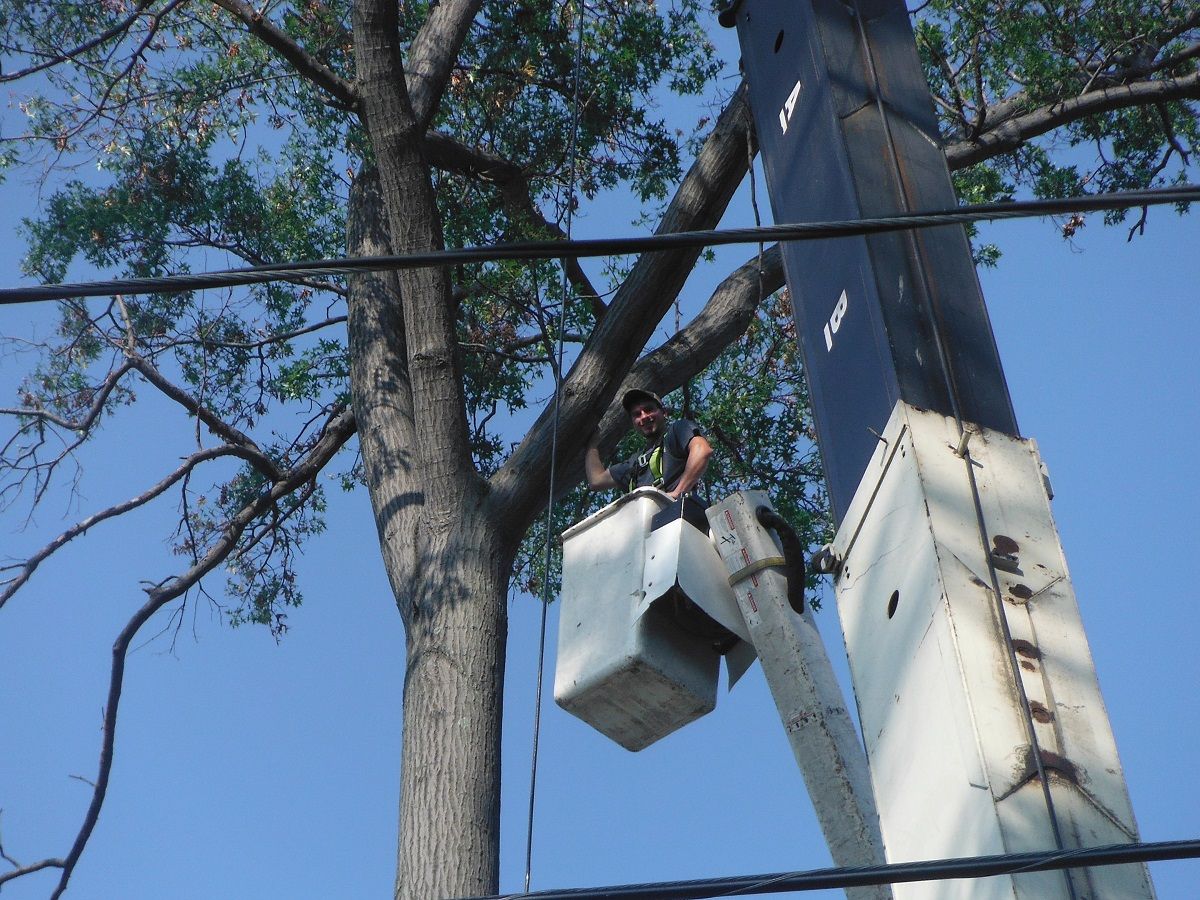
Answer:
[
  {"xmin": 0, "ymin": 857, "xmax": 65, "ymax": 889},
  {"xmin": 170, "ymin": 316, "xmax": 348, "ymax": 352},
  {"xmin": 0, "ymin": 1, "xmax": 154, "ymax": 83},
  {"xmin": 588, "ymin": 245, "xmax": 784, "ymax": 459},
  {"xmin": 423, "ymin": 130, "xmax": 605, "ymax": 315},
  {"xmin": 0, "ymin": 359, "xmax": 136, "ymax": 432},
  {"xmin": 459, "ymin": 331, "xmax": 586, "ymax": 365},
  {"xmin": 212, "ymin": 0, "xmax": 358, "ymax": 109},
  {"xmin": 128, "ymin": 356, "xmax": 282, "ymax": 481},
  {"xmin": 923, "ymin": 33, "xmax": 972, "ymax": 136},
  {"xmin": 40, "ymin": 0, "xmax": 187, "ymax": 152},
  {"xmin": 19, "ymin": 407, "xmax": 356, "ymax": 900},
  {"xmin": 945, "ymin": 71, "xmax": 1200, "ymax": 170},
  {"xmin": 1152, "ymin": 40, "xmax": 1200, "ymax": 76},
  {"xmin": 0, "ymin": 445, "xmax": 254, "ymax": 610},
  {"xmin": 353, "ymin": 1, "xmax": 480, "ymax": 503},
  {"xmin": 492, "ymin": 82, "xmax": 754, "ymax": 530},
  {"xmin": 405, "ymin": 0, "xmax": 484, "ymax": 131}
]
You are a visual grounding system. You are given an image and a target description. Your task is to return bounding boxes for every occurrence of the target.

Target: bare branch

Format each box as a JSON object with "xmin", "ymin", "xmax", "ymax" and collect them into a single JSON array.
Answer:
[
  {"xmin": 18, "ymin": 407, "xmax": 356, "ymax": 900},
  {"xmin": 945, "ymin": 71, "xmax": 1200, "ymax": 170},
  {"xmin": 128, "ymin": 356, "xmax": 282, "ymax": 481},
  {"xmin": 0, "ymin": 857, "xmax": 65, "ymax": 888},
  {"xmin": 0, "ymin": 445, "xmax": 252, "ymax": 610},
  {"xmin": 212, "ymin": 0, "xmax": 358, "ymax": 109}
]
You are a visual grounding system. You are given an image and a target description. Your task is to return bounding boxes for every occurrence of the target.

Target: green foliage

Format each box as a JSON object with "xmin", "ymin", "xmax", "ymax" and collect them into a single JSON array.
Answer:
[
  {"xmin": 183, "ymin": 463, "xmax": 329, "ymax": 639},
  {"xmin": 2, "ymin": 0, "xmax": 1195, "ymax": 631},
  {"xmin": 513, "ymin": 290, "xmax": 830, "ymax": 604},
  {"xmin": 0, "ymin": 0, "xmax": 725, "ymax": 630},
  {"xmin": 916, "ymin": 0, "xmax": 1198, "ymax": 233},
  {"xmin": 687, "ymin": 291, "xmax": 830, "ymax": 600},
  {"xmin": 427, "ymin": 0, "xmax": 722, "ymax": 470}
]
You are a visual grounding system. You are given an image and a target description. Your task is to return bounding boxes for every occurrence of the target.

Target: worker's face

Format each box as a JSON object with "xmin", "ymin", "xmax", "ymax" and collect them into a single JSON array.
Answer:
[{"xmin": 629, "ymin": 401, "xmax": 667, "ymax": 441}]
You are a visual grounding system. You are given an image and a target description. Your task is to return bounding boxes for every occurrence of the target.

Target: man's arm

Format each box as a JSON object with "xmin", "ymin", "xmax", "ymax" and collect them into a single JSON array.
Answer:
[
  {"xmin": 585, "ymin": 442, "xmax": 619, "ymax": 491},
  {"xmin": 666, "ymin": 434, "xmax": 713, "ymax": 500}
]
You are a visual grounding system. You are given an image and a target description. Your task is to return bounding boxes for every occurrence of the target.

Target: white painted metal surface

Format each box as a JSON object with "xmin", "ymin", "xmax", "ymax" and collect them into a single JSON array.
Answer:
[
  {"xmin": 707, "ymin": 491, "xmax": 891, "ymax": 900},
  {"xmin": 832, "ymin": 402, "xmax": 1153, "ymax": 899},
  {"xmin": 640, "ymin": 508, "xmax": 751, "ymax": 644},
  {"xmin": 554, "ymin": 488, "xmax": 747, "ymax": 751}
]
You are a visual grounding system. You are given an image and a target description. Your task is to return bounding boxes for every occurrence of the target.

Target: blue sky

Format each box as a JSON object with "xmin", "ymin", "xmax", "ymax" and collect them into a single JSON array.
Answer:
[
  {"xmin": 2, "ymin": 17, "xmax": 1198, "ymax": 900},
  {"xmin": 3, "ymin": 177, "xmax": 1197, "ymax": 900}
]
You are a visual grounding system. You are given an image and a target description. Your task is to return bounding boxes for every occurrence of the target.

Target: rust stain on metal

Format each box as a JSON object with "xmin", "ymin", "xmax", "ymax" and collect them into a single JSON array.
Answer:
[
  {"xmin": 1039, "ymin": 749, "xmax": 1080, "ymax": 784},
  {"xmin": 992, "ymin": 534, "xmax": 1020, "ymax": 555},
  {"xmin": 1029, "ymin": 701, "xmax": 1054, "ymax": 724},
  {"xmin": 1004, "ymin": 746, "xmax": 1082, "ymax": 798},
  {"xmin": 1011, "ymin": 638, "xmax": 1041, "ymax": 660},
  {"xmin": 1020, "ymin": 660, "xmax": 1037, "ymax": 672}
]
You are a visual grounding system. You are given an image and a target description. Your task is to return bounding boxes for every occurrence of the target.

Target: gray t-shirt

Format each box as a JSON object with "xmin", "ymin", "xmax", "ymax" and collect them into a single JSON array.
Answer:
[{"xmin": 608, "ymin": 419, "xmax": 703, "ymax": 493}]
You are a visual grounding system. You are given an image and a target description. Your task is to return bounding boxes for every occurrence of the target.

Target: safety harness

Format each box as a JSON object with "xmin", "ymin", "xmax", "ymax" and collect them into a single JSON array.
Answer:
[{"xmin": 627, "ymin": 443, "xmax": 665, "ymax": 492}]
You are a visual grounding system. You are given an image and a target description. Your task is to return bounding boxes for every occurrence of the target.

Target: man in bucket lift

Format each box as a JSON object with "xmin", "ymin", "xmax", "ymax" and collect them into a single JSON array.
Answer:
[{"xmin": 585, "ymin": 388, "xmax": 713, "ymax": 501}]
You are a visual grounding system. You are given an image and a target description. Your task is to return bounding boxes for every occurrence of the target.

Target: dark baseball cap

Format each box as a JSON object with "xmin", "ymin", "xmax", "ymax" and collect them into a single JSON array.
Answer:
[{"xmin": 621, "ymin": 388, "xmax": 664, "ymax": 413}]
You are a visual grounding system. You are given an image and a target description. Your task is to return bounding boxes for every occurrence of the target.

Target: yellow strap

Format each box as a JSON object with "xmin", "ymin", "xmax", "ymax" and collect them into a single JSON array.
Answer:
[
  {"xmin": 727, "ymin": 555, "xmax": 788, "ymax": 586},
  {"xmin": 648, "ymin": 445, "xmax": 663, "ymax": 483}
]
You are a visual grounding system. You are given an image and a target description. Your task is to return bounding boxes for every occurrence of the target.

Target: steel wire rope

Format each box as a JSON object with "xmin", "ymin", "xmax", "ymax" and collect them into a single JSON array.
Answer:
[
  {"xmin": 524, "ymin": 0, "xmax": 589, "ymax": 893},
  {"xmin": 1, "ymin": 187, "xmax": 1197, "ymax": 305},
  {"xmin": 472, "ymin": 837, "xmax": 1200, "ymax": 900}
]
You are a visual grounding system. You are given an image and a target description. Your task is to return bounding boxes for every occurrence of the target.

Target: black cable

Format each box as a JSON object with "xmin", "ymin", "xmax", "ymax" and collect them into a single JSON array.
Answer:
[
  {"xmin": 525, "ymin": 0, "xmax": 590, "ymax": 892},
  {"xmin": 1, "ymin": 187, "xmax": 1195, "ymax": 305},
  {"xmin": 468, "ymin": 838, "xmax": 1200, "ymax": 900},
  {"xmin": 754, "ymin": 505, "xmax": 805, "ymax": 614}
]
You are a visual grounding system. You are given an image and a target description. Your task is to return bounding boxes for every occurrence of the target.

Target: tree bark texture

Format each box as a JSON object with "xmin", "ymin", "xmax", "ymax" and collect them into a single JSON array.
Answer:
[
  {"xmin": 348, "ymin": 158, "xmax": 513, "ymax": 900},
  {"xmin": 7, "ymin": 1, "xmax": 1192, "ymax": 897},
  {"xmin": 343, "ymin": 52, "xmax": 757, "ymax": 895},
  {"xmin": 394, "ymin": 532, "xmax": 509, "ymax": 900},
  {"xmin": 343, "ymin": 10, "xmax": 783, "ymax": 889},
  {"xmin": 353, "ymin": 0, "xmax": 477, "ymax": 507},
  {"xmin": 349, "ymin": 2, "xmax": 511, "ymax": 896}
]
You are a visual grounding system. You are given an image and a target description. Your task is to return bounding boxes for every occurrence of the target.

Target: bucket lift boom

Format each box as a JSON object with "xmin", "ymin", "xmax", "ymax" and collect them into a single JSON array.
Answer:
[{"xmin": 556, "ymin": 2, "xmax": 1156, "ymax": 898}]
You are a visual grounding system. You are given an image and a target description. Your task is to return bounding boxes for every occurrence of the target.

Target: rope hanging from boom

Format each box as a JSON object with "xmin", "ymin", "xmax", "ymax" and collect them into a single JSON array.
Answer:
[{"xmin": 524, "ymin": 1, "xmax": 589, "ymax": 892}]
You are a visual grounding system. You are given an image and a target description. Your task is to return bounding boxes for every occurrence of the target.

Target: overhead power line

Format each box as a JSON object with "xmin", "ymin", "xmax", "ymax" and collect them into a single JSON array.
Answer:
[
  {"xmin": 470, "ymin": 838, "xmax": 1200, "ymax": 900},
  {"xmin": 0, "ymin": 186, "xmax": 1196, "ymax": 307}
]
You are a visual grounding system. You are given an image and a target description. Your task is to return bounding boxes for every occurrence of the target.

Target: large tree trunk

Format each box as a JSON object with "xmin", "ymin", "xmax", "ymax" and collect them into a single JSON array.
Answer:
[
  {"xmin": 394, "ymin": 530, "xmax": 509, "ymax": 899},
  {"xmin": 346, "ymin": 6, "xmax": 758, "ymax": 897},
  {"xmin": 346, "ymin": 118, "xmax": 512, "ymax": 900}
]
